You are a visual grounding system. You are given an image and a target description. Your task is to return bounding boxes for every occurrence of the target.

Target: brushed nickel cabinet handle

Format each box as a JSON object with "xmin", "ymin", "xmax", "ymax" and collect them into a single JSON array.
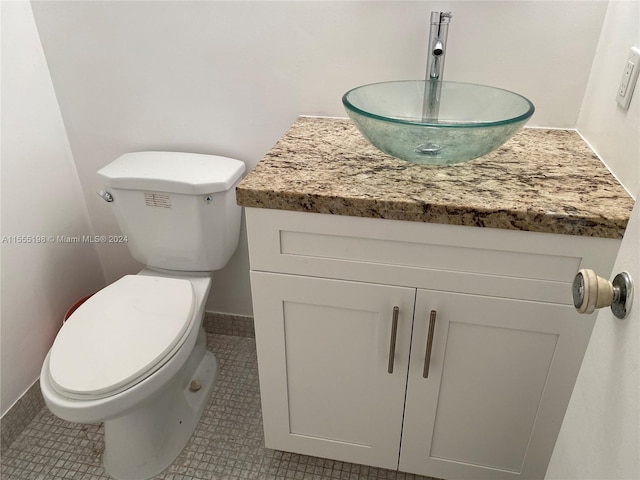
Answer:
[
  {"xmin": 387, "ymin": 306, "xmax": 400, "ymax": 374},
  {"xmin": 423, "ymin": 310, "xmax": 437, "ymax": 378}
]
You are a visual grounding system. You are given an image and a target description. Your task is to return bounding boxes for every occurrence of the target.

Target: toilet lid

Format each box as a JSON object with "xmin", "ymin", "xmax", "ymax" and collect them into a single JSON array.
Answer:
[{"xmin": 49, "ymin": 275, "xmax": 195, "ymax": 398}]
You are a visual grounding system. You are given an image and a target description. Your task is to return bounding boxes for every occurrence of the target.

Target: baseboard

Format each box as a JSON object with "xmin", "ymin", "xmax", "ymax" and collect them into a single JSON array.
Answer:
[
  {"xmin": 0, "ymin": 380, "xmax": 44, "ymax": 453},
  {"xmin": 203, "ymin": 311, "xmax": 255, "ymax": 338}
]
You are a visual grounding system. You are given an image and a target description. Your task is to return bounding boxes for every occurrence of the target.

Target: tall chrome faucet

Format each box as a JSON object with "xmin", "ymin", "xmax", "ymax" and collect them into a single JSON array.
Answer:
[{"xmin": 422, "ymin": 11, "xmax": 452, "ymax": 123}]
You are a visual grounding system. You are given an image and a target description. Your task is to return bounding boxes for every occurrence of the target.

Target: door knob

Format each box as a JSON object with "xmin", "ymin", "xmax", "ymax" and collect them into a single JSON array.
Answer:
[{"xmin": 572, "ymin": 269, "xmax": 633, "ymax": 319}]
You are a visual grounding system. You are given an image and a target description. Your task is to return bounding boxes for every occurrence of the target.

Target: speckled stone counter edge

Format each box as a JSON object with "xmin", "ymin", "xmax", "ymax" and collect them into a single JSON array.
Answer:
[{"xmin": 237, "ymin": 117, "xmax": 634, "ymax": 239}]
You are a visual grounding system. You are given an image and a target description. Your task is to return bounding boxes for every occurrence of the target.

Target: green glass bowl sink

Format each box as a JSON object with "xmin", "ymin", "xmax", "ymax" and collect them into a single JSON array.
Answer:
[{"xmin": 342, "ymin": 80, "xmax": 535, "ymax": 165}]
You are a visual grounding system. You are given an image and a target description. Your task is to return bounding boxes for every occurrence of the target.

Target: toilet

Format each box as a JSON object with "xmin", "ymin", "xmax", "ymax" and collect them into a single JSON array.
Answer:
[{"xmin": 39, "ymin": 151, "xmax": 246, "ymax": 480}]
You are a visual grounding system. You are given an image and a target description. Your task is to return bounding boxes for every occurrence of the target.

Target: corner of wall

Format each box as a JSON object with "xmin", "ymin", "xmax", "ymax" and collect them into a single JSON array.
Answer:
[
  {"xmin": 576, "ymin": 0, "xmax": 640, "ymax": 198},
  {"xmin": 1, "ymin": 0, "xmax": 106, "ymax": 417}
]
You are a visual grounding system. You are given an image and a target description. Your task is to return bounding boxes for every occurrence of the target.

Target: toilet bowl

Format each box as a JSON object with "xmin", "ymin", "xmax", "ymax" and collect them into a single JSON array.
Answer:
[
  {"xmin": 40, "ymin": 151, "xmax": 246, "ymax": 480},
  {"xmin": 40, "ymin": 270, "xmax": 216, "ymax": 480}
]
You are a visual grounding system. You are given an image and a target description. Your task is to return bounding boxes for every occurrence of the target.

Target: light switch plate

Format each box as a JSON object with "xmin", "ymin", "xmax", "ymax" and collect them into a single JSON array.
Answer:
[{"xmin": 616, "ymin": 47, "xmax": 640, "ymax": 110}]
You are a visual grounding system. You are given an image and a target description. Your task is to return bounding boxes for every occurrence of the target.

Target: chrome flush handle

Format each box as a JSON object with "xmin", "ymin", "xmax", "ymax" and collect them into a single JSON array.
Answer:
[{"xmin": 97, "ymin": 190, "xmax": 113, "ymax": 202}]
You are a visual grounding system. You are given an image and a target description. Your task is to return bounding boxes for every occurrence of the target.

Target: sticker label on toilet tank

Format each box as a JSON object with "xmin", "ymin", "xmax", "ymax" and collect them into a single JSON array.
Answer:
[{"xmin": 144, "ymin": 192, "xmax": 171, "ymax": 208}]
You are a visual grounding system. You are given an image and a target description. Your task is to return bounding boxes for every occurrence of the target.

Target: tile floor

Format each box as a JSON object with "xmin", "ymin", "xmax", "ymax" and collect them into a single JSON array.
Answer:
[{"xmin": 1, "ymin": 332, "xmax": 436, "ymax": 480}]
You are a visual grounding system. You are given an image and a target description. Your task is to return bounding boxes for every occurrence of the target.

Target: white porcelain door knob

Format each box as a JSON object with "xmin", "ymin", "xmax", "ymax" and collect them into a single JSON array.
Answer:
[{"xmin": 572, "ymin": 269, "xmax": 633, "ymax": 319}]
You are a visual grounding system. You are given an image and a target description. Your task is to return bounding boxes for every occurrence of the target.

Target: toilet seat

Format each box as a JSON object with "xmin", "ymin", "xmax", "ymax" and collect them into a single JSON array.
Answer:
[{"xmin": 48, "ymin": 275, "xmax": 195, "ymax": 400}]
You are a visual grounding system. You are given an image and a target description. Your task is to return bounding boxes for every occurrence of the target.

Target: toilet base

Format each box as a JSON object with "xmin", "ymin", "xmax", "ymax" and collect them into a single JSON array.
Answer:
[{"xmin": 103, "ymin": 328, "xmax": 217, "ymax": 480}]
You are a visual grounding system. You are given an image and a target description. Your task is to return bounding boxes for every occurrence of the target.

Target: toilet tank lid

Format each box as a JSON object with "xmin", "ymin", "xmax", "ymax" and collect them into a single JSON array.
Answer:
[{"xmin": 98, "ymin": 151, "xmax": 246, "ymax": 194}]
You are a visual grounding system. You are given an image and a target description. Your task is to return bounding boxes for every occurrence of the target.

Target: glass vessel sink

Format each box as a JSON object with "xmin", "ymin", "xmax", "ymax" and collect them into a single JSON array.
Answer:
[{"xmin": 342, "ymin": 81, "xmax": 535, "ymax": 165}]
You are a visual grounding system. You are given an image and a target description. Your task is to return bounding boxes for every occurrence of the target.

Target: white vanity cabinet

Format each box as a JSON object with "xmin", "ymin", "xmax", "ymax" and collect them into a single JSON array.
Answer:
[{"xmin": 245, "ymin": 207, "xmax": 620, "ymax": 480}]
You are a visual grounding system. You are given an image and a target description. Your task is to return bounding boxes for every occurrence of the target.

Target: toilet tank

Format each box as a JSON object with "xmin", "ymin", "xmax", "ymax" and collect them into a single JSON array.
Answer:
[{"xmin": 98, "ymin": 152, "xmax": 246, "ymax": 272}]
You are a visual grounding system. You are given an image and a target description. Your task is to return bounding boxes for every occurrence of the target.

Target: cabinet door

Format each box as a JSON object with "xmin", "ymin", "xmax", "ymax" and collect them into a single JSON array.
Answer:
[
  {"xmin": 400, "ymin": 290, "xmax": 593, "ymax": 480},
  {"xmin": 250, "ymin": 272, "xmax": 415, "ymax": 470}
]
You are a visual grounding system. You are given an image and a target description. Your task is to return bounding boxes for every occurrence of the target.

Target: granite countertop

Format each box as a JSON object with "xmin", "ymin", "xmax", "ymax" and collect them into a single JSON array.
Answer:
[{"xmin": 236, "ymin": 116, "xmax": 634, "ymax": 239}]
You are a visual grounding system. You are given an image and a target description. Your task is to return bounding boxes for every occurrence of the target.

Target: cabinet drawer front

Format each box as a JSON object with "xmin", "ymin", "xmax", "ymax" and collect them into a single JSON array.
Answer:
[
  {"xmin": 247, "ymin": 208, "xmax": 619, "ymax": 303},
  {"xmin": 250, "ymin": 272, "xmax": 414, "ymax": 469}
]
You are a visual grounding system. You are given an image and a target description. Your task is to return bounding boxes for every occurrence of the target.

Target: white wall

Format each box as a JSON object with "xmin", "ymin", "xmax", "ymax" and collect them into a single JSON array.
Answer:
[
  {"xmin": 0, "ymin": 1, "xmax": 106, "ymax": 416},
  {"xmin": 546, "ymin": 2, "xmax": 639, "ymax": 477},
  {"xmin": 577, "ymin": 0, "xmax": 640, "ymax": 196},
  {"xmin": 30, "ymin": 0, "xmax": 608, "ymax": 316}
]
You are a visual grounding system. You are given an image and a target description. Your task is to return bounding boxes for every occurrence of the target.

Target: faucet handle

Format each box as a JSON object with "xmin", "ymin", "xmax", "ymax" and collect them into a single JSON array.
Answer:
[{"xmin": 430, "ymin": 11, "xmax": 452, "ymax": 25}]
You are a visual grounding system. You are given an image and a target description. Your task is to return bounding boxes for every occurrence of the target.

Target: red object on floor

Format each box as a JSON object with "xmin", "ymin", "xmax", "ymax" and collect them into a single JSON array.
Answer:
[{"xmin": 63, "ymin": 294, "xmax": 94, "ymax": 323}]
